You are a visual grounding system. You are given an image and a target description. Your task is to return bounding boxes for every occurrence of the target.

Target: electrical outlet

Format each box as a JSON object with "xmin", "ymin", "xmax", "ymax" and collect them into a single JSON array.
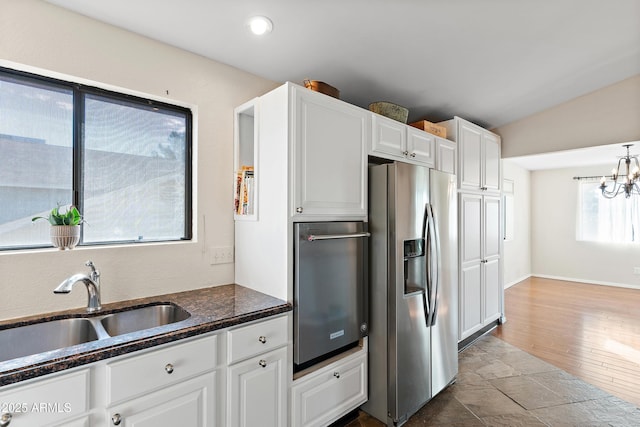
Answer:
[{"xmin": 209, "ymin": 246, "xmax": 234, "ymax": 265}]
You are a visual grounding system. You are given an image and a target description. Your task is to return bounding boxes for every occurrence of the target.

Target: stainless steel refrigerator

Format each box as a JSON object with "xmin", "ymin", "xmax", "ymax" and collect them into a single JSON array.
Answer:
[{"xmin": 363, "ymin": 162, "xmax": 458, "ymax": 426}]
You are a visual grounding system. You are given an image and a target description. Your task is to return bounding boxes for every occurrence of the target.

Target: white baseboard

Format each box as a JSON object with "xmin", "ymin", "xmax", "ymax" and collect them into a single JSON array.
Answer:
[
  {"xmin": 532, "ymin": 274, "xmax": 640, "ymax": 290},
  {"xmin": 504, "ymin": 275, "xmax": 531, "ymax": 289}
]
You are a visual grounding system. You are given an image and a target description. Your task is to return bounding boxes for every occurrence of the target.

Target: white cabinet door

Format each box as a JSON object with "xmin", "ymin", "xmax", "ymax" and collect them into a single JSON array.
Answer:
[
  {"xmin": 407, "ymin": 127, "xmax": 435, "ymax": 167},
  {"xmin": 0, "ymin": 369, "xmax": 89, "ymax": 427},
  {"xmin": 458, "ymin": 121, "xmax": 483, "ymax": 191},
  {"xmin": 483, "ymin": 196, "xmax": 501, "ymax": 259},
  {"xmin": 227, "ymin": 347, "xmax": 287, "ymax": 427},
  {"xmin": 460, "ymin": 193, "xmax": 482, "ymax": 265},
  {"xmin": 436, "ymin": 137, "xmax": 456, "ymax": 174},
  {"xmin": 107, "ymin": 373, "xmax": 216, "ymax": 427},
  {"xmin": 483, "ymin": 258, "xmax": 502, "ymax": 324},
  {"xmin": 458, "ymin": 119, "xmax": 501, "ymax": 193},
  {"xmin": 292, "ymin": 87, "xmax": 368, "ymax": 219},
  {"xmin": 460, "ymin": 263, "xmax": 483, "ymax": 339},
  {"xmin": 459, "ymin": 193, "xmax": 502, "ymax": 341},
  {"xmin": 371, "ymin": 113, "xmax": 406, "ymax": 158},
  {"xmin": 483, "ymin": 132, "xmax": 501, "ymax": 192}
]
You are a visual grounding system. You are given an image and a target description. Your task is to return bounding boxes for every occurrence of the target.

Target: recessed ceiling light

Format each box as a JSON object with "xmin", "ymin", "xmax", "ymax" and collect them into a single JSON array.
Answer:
[{"xmin": 248, "ymin": 16, "xmax": 273, "ymax": 35}]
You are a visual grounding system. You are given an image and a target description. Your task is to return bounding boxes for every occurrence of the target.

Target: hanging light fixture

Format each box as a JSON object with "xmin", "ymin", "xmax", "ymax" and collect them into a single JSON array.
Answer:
[{"xmin": 574, "ymin": 144, "xmax": 640, "ymax": 199}]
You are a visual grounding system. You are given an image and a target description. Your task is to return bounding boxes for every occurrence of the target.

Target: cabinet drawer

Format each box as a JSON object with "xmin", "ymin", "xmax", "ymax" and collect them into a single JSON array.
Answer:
[
  {"xmin": 106, "ymin": 334, "xmax": 217, "ymax": 404},
  {"xmin": 228, "ymin": 315, "xmax": 287, "ymax": 364},
  {"xmin": 291, "ymin": 350, "xmax": 367, "ymax": 427},
  {"xmin": 0, "ymin": 369, "xmax": 89, "ymax": 426}
]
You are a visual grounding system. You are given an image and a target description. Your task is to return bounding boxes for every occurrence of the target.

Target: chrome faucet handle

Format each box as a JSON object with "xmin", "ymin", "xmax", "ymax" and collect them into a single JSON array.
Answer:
[{"xmin": 85, "ymin": 260, "xmax": 100, "ymax": 281}]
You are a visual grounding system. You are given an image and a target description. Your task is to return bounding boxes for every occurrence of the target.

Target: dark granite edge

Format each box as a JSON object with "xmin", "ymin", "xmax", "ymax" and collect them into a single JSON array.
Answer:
[{"xmin": 0, "ymin": 284, "xmax": 291, "ymax": 387}]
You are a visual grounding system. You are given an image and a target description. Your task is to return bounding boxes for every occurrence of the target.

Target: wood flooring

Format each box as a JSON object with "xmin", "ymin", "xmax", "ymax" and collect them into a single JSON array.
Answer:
[{"xmin": 493, "ymin": 276, "xmax": 640, "ymax": 407}]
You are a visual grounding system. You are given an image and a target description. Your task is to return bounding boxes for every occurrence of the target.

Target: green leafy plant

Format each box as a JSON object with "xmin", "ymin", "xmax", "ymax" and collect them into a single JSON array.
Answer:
[{"xmin": 32, "ymin": 204, "xmax": 83, "ymax": 226}]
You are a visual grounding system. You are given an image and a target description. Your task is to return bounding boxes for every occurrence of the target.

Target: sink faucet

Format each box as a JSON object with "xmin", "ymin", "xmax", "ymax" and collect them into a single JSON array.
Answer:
[{"xmin": 54, "ymin": 261, "xmax": 101, "ymax": 313}]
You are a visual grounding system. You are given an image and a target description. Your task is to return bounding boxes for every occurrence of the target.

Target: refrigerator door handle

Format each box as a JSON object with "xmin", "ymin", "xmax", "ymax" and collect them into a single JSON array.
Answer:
[
  {"xmin": 306, "ymin": 232, "xmax": 371, "ymax": 241},
  {"xmin": 426, "ymin": 204, "xmax": 440, "ymax": 326}
]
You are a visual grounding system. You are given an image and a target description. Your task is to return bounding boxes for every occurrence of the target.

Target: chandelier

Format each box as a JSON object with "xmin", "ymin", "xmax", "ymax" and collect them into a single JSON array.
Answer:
[{"xmin": 574, "ymin": 144, "xmax": 640, "ymax": 199}]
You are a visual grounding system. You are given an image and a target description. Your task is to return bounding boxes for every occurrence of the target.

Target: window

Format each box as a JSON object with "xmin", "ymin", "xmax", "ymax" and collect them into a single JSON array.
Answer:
[
  {"xmin": 0, "ymin": 67, "xmax": 192, "ymax": 250},
  {"xmin": 577, "ymin": 181, "xmax": 640, "ymax": 242}
]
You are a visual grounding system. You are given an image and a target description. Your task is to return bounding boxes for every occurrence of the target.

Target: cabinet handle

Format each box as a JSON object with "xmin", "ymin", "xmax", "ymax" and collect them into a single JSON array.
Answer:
[
  {"xmin": 259, "ymin": 359, "xmax": 267, "ymax": 368},
  {"xmin": 410, "ymin": 152, "xmax": 416, "ymax": 158},
  {"xmin": 165, "ymin": 363, "xmax": 174, "ymax": 374},
  {"xmin": 402, "ymin": 151, "xmax": 409, "ymax": 156},
  {"xmin": 333, "ymin": 371, "xmax": 340, "ymax": 379},
  {"xmin": 0, "ymin": 413, "xmax": 12, "ymax": 427},
  {"xmin": 296, "ymin": 207, "xmax": 303, "ymax": 213},
  {"xmin": 258, "ymin": 335, "xmax": 267, "ymax": 344},
  {"xmin": 111, "ymin": 413, "xmax": 122, "ymax": 426}
]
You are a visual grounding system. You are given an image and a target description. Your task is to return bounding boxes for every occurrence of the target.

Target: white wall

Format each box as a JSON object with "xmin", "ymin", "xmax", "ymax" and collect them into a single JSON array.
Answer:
[
  {"xmin": 502, "ymin": 160, "xmax": 531, "ymax": 287},
  {"xmin": 494, "ymin": 73, "xmax": 640, "ymax": 291},
  {"xmin": 495, "ymin": 74, "xmax": 640, "ymax": 158},
  {"xmin": 531, "ymin": 165, "xmax": 640, "ymax": 289},
  {"xmin": 0, "ymin": 0, "xmax": 278, "ymax": 320}
]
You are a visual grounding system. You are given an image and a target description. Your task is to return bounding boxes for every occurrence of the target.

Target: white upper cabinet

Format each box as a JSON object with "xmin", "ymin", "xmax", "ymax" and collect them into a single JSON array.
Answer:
[
  {"xmin": 371, "ymin": 113, "xmax": 406, "ymax": 157},
  {"xmin": 440, "ymin": 117, "xmax": 501, "ymax": 193},
  {"xmin": 407, "ymin": 126, "xmax": 436, "ymax": 166},
  {"xmin": 458, "ymin": 122, "xmax": 483, "ymax": 191},
  {"xmin": 458, "ymin": 193, "xmax": 502, "ymax": 340},
  {"xmin": 436, "ymin": 138, "xmax": 456, "ymax": 175},
  {"xmin": 482, "ymin": 131, "xmax": 501, "ymax": 192},
  {"xmin": 370, "ymin": 114, "xmax": 436, "ymax": 168},
  {"xmin": 292, "ymin": 86, "xmax": 369, "ymax": 219}
]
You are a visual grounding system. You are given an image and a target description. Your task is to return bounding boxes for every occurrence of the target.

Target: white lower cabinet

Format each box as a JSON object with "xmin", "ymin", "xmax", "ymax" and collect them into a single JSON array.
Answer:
[
  {"xmin": 459, "ymin": 193, "xmax": 502, "ymax": 340},
  {"xmin": 0, "ymin": 368, "xmax": 89, "ymax": 427},
  {"xmin": 291, "ymin": 344, "xmax": 367, "ymax": 427},
  {"xmin": 226, "ymin": 315, "xmax": 288, "ymax": 427},
  {"xmin": 106, "ymin": 373, "xmax": 216, "ymax": 427},
  {"xmin": 105, "ymin": 334, "xmax": 220, "ymax": 427},
  {"xmin": 227, "ymin": 347, "xmax": 287, "ymax": 427}
]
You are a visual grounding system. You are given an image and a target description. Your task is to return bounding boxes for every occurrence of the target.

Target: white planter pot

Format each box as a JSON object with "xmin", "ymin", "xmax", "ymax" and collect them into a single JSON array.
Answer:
[{"xmin": 50, "ymin": 225, "xmax": 80, "ymax": 250}]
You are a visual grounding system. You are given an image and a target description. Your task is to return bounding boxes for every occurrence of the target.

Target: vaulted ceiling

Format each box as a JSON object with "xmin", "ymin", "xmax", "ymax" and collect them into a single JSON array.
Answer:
[{"xmin": 46, "ymin": 0, "xmax": 640, "ymax": 130}]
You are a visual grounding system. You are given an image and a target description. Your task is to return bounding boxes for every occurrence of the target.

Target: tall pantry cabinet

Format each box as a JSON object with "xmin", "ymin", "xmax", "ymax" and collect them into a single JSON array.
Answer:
[{"xmin": 439, "ymin": 117, "xmax": 504, "ymax": 342}]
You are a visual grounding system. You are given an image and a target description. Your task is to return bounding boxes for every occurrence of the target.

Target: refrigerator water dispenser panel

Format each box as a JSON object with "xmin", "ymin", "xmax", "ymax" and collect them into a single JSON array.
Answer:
[{"xmin": 404, "ymin": 238, "xmax": 426, "ymax": 295}]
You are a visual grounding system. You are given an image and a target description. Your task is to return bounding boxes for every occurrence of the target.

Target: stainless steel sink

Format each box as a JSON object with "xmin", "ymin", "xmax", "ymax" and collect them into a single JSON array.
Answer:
[
  {"xmin": 0, "ymin": 303, "xmax": 191, "ymax": 363},
  {"xmin": 0, "ymin": 318, "xmax": 98, "ymax": 363},
  {"xmin": 99, "ymin": 303, "xmax": 191, "ymax": 337}
]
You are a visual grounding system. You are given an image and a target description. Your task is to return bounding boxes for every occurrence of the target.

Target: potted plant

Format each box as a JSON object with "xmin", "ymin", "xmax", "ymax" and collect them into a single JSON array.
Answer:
[{"xmin": 32, "ymin": 204, "xmax": 83, "ymax": 250}]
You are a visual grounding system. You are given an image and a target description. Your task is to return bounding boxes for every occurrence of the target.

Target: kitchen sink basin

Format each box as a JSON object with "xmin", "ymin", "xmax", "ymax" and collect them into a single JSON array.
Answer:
[
  {"xmin": 99, "ymin": 303, "xmax": 191, "ymax": 337},
  {"xmin": 0, "ymin": 303, "xmax": 191, "ymax": 363},
  {"xmin": 0, "ymin": 318, "xmax": 99, "ymax": 363}
]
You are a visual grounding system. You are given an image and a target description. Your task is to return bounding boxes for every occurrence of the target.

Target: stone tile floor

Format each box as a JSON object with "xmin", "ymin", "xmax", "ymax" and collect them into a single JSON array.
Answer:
[{"xmin": 343, "ymin": 335, "xmax": 640, "ymax": 426}]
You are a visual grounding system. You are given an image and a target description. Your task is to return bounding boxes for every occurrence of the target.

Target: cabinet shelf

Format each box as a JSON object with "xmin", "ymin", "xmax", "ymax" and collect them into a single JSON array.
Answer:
[{"xmin": 234, "ymin": 98, "xmax": 258, "ymax": 221}]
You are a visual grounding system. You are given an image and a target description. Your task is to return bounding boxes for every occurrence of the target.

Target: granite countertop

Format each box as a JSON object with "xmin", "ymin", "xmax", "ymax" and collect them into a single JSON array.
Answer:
[{"xmin": 0, "ymin": 284, "xmax": 291, "ymax": 387}]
